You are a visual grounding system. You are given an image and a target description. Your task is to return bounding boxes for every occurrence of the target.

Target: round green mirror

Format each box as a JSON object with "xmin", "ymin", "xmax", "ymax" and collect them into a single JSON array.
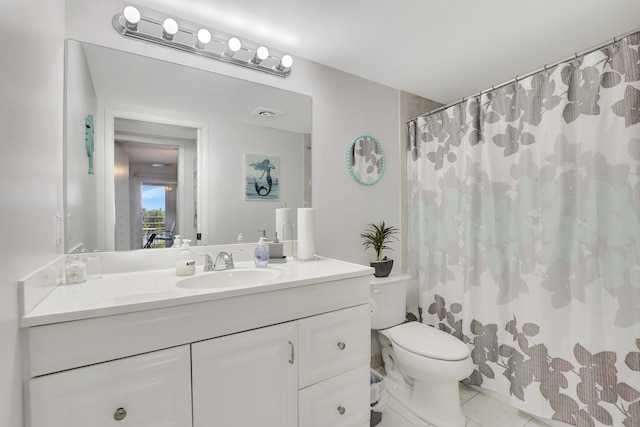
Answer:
[{"xmin": 346, "ymin": 134, "xmax": 385, "ymax": 185}]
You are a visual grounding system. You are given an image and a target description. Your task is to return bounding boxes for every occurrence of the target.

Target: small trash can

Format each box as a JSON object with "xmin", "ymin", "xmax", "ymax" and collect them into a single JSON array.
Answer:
[{"xmin": 370, "ymin": 368, "xmax": 385, "ymax": 426}]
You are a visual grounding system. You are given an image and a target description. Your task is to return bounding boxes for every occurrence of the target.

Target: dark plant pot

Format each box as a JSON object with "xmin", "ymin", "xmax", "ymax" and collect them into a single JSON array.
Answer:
[{"xmin": 371, "ymin": 259, "xmax": 393, "ymax": 277}]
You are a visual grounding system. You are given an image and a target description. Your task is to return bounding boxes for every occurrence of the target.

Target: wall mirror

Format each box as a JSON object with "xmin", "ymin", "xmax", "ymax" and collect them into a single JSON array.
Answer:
[
  {"xmin": 64, "ymin": 40, "xmax": 312, "ymax": 253},
  {"xmin": 346, "ymin": 134, "xmax": 385, "ymax": 185}
]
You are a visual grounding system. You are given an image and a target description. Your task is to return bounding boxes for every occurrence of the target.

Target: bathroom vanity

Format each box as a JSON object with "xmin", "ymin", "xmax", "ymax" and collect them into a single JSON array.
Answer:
[{"xmin": 20, "ymin": 255, "xmax": 373, "ymax": 427}]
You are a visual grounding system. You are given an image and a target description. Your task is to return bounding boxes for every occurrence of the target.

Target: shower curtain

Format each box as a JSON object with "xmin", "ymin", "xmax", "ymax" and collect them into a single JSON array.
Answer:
[{"xmin": 407, "ymin": 33, "xmax": 640, "ymax": 426}]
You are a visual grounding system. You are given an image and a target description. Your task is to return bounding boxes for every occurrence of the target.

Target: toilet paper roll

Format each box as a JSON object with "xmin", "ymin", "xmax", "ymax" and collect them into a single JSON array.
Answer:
[
  {"xmin": 275, "ymin": 208, "xmax": 293, "ymax": 240},
  {"xmin": 297, "ymin": 208, "xmax": 315, "ymax": 260}
]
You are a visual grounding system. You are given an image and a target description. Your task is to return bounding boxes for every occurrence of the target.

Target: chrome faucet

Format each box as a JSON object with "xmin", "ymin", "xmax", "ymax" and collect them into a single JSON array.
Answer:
[
  {"xmin": 213, "ymin": 250, "xmax": 242, "ymax": 271},
  {"xmin": 195, "ymin": 253, "xmax": 215, "ymax": 271}
]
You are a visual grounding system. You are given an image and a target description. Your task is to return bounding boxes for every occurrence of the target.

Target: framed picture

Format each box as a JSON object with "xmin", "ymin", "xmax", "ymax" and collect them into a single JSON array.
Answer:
[{"xmin": 244, "ymin": 154, "xmax": 280, "ymax": 201}]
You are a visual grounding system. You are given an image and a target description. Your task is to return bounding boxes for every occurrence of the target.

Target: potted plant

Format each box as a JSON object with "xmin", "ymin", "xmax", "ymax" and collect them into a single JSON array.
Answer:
[{"xmin": 361, "ymin": 220, "xmax": 398, "ymax": 277}]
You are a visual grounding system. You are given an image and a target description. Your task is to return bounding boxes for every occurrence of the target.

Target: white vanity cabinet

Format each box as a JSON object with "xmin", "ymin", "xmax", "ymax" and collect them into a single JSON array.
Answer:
[
  {"xmin": 22, "ymin": 262, "xmax": 373, "ymax": 427},
  {"xmin": 192, "ymin": 322, "xmax": 298, "ymax": 427},
  {"xmin": 29, "ymin": 346, "xmax": 192, "ymax": 427}
]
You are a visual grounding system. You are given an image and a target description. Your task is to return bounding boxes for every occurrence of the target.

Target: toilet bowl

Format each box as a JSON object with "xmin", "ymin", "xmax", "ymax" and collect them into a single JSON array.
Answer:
[{"xmin": 371, "ymin": 275, "xmax": 474, "ymax": 427}]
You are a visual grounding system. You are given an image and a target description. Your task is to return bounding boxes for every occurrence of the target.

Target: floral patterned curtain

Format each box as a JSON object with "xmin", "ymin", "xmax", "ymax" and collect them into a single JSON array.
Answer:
[{"xmin": 407, "ymin": 32, "xmax": 640, "ymax": 426}]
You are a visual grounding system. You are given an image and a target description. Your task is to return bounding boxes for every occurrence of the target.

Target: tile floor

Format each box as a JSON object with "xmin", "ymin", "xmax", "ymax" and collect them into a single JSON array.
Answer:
[{"xmin": 379, "ymin": 382, "xmax": 550, "ymax": 427}]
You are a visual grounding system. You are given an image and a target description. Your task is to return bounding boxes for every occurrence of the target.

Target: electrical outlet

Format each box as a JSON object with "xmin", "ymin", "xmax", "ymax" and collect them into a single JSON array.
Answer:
[{"xmin": 56, "ymin": 215, "xmax": 63, "ymax": 247}]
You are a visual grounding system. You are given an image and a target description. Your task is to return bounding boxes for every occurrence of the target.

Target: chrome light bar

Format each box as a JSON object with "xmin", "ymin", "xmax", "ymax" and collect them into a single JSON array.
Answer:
[{"xmin": 112, "ymin": 6, "xmax": 293, "ymax": 78}]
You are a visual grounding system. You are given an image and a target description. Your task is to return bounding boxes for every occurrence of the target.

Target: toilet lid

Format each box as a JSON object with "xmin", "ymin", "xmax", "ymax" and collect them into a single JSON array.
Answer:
[{"xmin": 388, "ymin": 322, "xmax": 470, "ymax": 361}]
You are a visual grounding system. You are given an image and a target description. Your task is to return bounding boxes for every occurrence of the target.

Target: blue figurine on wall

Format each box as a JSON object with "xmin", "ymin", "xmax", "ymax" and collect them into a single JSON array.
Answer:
[{"xmin": 85, "ymin": 114, "xmax": 94, "ymax": 174}]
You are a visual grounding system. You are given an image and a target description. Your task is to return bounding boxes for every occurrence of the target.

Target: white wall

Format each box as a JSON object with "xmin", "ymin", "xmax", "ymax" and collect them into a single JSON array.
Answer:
[
  {"xmin": 65, "ymin": 42, "xmax": 98, "ymax": 253},
  {"xmin": 65, "ymin": 0, "xmax": 402, "ymax": 268},
  {"xmin": 207, "ymin": 118, "xmax": 305, "ymax": 244},
  {"xmin": 0, "ymin": 1, "xmax": 66, "ymax": 426}
]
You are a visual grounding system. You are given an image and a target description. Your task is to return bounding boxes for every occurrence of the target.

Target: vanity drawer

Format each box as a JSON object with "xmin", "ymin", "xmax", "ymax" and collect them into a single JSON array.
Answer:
[
  {"xmin": 29, "ymin": 346, "xmax": 192, "ymax": 427},
  {"xmin": 299, "ymin": 364, "xmax": 370, "ymax": 427},
  {"xmin": 298, "ymin": 304, "xmax": 370, "ymax": 388}
]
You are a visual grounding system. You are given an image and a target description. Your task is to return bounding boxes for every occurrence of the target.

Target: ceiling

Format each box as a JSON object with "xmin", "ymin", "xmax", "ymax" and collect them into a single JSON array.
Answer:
[{"xmin": 132, "ymin": 0, "xmax": 640, "ymax": 105}]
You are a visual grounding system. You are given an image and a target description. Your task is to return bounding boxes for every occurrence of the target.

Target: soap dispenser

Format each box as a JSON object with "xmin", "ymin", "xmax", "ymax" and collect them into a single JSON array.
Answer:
[
  {"xmin": 176, "ymin": 239, "xmax": 195, "ymax": 276},
  {"xmin": 171, "ymin": 235, "xmax": 182, "ymax": 248},
  {"xmin": 254, "ymin": 237, "xmax": 269, "ymax": 268}
]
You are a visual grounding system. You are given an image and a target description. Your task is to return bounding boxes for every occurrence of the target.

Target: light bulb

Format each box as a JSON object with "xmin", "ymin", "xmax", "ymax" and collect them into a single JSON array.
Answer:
[
  {"xmin": 281, "ymin": 55, "xmax": 293, "ymax": 68},
  {"xmin": 162, "ymin": 18, "xmax": 179, "ymax": 40},
  {"xmin": 195, "ymin": 28, "xmax": 211, "ymax": 49},
  {"xmin": 251, "ymin": 46, "xmax": 269, "ymax": 64},
  {"xmin": 224, "ymin": 37, "xmax": 241, "ymax": 56},
  {"xmin": 276, "ymin": 54, "xmax": 293, "ymax": 71},
  {"xmin": 123, "ymin": 6, "xmax": 140, "ymax": 30}
]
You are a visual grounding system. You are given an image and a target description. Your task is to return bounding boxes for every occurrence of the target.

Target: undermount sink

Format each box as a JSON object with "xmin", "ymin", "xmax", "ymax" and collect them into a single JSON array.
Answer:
[{"xmin": 176, "ymin": 268, "xmax": 281, "ymax": 289}]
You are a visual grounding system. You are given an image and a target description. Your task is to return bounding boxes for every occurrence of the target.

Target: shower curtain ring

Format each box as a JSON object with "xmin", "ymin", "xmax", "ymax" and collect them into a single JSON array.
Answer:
[
  {"xmin": 573, "ymin": 52, "xmax": 581, "ymax": 67},
  {"xmin": 610, "ymin": 37, "xmax": 619, "ymax": 54}
]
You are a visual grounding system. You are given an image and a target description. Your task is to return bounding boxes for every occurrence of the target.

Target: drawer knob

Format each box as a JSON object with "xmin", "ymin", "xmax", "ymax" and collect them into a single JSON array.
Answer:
[
  {"xmin": 114, "ymin": 407, "xmax": 127, "ymax": 421},
  {"xmin": 337, "ymin": 406, "xmax": 346, "ymax": 415},
  {"xmin": 337, "ymin": 342, "xmax": 346, "ymax": 350}
]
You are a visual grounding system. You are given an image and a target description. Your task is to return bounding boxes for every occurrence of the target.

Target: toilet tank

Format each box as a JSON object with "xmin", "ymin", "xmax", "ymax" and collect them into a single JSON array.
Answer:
[{"xmin": 370, "ymin": 274, "xmax": 411, "ymax": 330}]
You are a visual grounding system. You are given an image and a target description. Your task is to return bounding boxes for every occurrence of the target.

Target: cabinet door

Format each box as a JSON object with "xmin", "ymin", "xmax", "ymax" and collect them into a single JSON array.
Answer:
[
  {"xmin": 192, "ymin": 322, "xmax": 298, "ymax": 427},
  {"xmin": 29, "ymin": 346, "xmax": 192, "ymax": 427},
  {"xmin": 298, "ymin": 304, "xmax": 370, "ymax": 388}
]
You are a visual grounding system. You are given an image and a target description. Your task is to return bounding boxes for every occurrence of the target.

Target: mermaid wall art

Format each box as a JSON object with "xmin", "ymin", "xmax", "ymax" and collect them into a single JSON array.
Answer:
[{"xmin": 244, "ymin": 154, "xmax": 280, "ymax": 201}]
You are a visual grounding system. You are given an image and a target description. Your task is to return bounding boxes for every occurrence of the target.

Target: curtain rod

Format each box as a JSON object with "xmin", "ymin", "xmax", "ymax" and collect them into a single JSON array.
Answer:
[{"xmin": 409, "ymin": 27, "xmax": 640, "ymax": 123}]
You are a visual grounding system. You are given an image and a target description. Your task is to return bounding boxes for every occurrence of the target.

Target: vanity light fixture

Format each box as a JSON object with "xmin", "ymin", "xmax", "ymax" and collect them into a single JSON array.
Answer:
[
  {"xmin": 224, "ymin": 37, "xmax": 242, "ymax": 57},
  {"xmin": 162, "ymin": 18, "xmax": 179, "ymax": 41},
  {"xmin": 123, "ymin": 6, "xmax": 140, "ymax": 30},
  {"xmin": 112, "ymin": 6, "xmax": 293, "ymax": 77},
  {"xmin": 252, "ymin": 46, "xmax": 269, "ymax": 65},
  {"xmin": 195, "ymin": 28, "xmax": 212, "ymax": 49},
  {"xmin": 276, "ymin": 54, "xmax": 294, "ymax": 72}
]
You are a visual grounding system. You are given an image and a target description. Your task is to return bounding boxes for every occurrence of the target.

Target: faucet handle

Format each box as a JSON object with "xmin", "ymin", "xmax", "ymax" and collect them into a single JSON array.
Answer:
[
  {"xmin": 227, "ymin": 249, "xmax": 242, "ymax": 268},
  {"xmin": 195, "ymin": 253, "xmax": 214, "ymax": 271}
]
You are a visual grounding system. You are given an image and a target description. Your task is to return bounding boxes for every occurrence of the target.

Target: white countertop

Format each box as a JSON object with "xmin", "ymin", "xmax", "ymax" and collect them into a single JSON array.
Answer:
[{"xmin": 21, "ymin": 257, "xmax": 373, "ymax": 327}]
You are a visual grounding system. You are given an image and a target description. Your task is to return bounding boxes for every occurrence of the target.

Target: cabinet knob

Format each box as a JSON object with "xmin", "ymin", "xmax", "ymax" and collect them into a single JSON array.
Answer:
[
  {"xmin": 114, "ymin": 407, "xmax": 127, "ymax": 421},
  {"xmin": 337, "ymin": 406, "xmax": 346, "ymax": 415},
  {"xmin": 337, "ymin": 342, "xmax": 346, "ymax": 350}
]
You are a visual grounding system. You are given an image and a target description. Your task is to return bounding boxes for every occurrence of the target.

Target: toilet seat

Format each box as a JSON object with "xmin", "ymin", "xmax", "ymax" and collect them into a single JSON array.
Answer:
[{"xmin": 388, "ymin": 322, "xmax": 470, "ymax": 361}]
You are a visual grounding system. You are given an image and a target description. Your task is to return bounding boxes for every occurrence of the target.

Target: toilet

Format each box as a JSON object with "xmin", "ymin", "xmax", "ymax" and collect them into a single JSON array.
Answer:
[{"xmin": 371, "ymin": 274, "xmax": 474, "ymax": 427}]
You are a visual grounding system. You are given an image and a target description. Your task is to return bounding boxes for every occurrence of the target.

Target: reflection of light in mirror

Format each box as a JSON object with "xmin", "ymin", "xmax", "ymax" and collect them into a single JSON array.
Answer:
[{"xmin": 113, "ymin": 164, "xmax": 128, "ymax": 178}]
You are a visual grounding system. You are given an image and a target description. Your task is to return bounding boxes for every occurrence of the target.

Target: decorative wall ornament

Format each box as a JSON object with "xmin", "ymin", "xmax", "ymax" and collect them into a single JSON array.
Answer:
[
  {"xmin": 244, "ymin": 154, "xmax": 280, "ymax": 201},
  {"xmin": 85, "ymin": 114, "xmax": 94, "ymax": 174},
  {"xmin": 346, "ymin": 134, "xmax": 385, "ymax": 185}
]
